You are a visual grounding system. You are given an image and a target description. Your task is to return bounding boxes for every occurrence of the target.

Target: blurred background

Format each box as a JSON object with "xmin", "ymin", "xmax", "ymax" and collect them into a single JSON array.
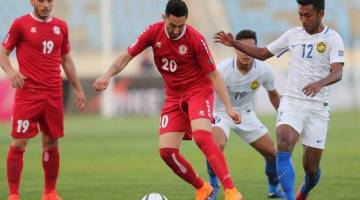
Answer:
[
  {"xmin": 0, "ymin": 0, "xmax": 359, "ymax": 119},
  {"xmin": 0, "ymin": 1, "xmax": 359, "ymax": 199}
]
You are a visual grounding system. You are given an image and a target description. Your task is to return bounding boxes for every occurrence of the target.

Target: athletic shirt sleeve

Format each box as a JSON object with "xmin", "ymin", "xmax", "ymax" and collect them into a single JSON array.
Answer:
[
  {"xmin": 329, "ymin": 32, "xmax": 345, "ymax": 65},
  {"xmin": 267, "ymin": 28, "xmax": 294, "ymax": 57},
  {"xmin": 262, "ymin": 65, "xmax": 276, "ymax": 91},
  {"xmin": 2, "ymin": 19, "xmax": 22, "ymax": 51},
  {"xmin": 61, "ymin": 22, "xmax": 71, "ymax": 55},
  {"xmin": 127, "ymin": 25, "xmax": 155, "ymax": 57},
  {"xmin": 193, "ymin": 34, "xmax": 216, "ymax": 73}
]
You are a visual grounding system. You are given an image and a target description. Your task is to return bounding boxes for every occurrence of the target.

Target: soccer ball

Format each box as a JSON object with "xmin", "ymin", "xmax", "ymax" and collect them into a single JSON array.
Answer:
[{"xmin": 141, "ymin": 193, "xmax": 168, "ymax": 200}]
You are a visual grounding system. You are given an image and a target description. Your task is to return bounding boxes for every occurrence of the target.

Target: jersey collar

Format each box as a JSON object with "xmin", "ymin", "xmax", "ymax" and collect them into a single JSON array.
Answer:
[
  {"xmin": 30, "ymin": 12, "xmax": 53, "ymax": 23},
  {"xmin": 302, "ymin": 25, "xmax": 329, "ymax": 36},
  {"xmin": 164, "ymin": 23, "xmax": 187, "ymax": 41}
]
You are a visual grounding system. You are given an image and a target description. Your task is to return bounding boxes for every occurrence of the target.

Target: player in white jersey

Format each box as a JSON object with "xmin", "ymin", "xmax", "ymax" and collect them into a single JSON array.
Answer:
[
  {"xmin": 214, "ymin": 1, "xmax": 344, "ymax": 200},
  {"xmin": 206, "ymin": 30, "xmax": 285, "ymax": 200}
]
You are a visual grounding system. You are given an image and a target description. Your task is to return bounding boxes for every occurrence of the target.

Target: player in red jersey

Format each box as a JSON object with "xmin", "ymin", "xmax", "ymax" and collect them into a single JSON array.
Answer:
[
  {"xmin": 93, "ymin": 1, "xmax": 242, "ymax": 200},
  {"xmin": 0, "ymin": 1, "xmax": 86, "ymax": 200}
]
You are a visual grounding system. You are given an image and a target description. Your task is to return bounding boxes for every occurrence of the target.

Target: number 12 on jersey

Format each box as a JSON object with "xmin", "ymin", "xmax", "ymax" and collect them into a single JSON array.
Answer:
[{"xmin": 302, "ymin": 44, "xmax": 313, "ymax": 58}]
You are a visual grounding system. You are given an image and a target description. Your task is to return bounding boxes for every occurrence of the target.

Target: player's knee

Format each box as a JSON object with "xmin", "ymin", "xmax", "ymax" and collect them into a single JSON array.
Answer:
[
  {"xmin": 193, "ymin": 130, "xmax": 212, "ymax": 149},
  {"xmin": 43, "ymin": 138, "xmax": 59, "ymax": 148},
  {"xmin": 12, "ymin": 139, "xmax": 28, "ymax": 150},
  {"xmin": 159, "ymin": 148, "xmax": 177, "ymax": 160},
  {"xmin": 304, "ymin": 165, "xmax": 319, "ymax": 177}
]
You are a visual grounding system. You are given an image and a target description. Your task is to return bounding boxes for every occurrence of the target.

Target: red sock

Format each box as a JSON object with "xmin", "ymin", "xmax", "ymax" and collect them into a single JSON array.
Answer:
[
  {"xmin": 7, "ymin": 145, "xmax": 25, "ymax": 195},
  {"xmin": 160, "ymin": 148, "xmax": 204, "ymax": 189},
  {"xmin": 42, "ymin": 147, "xmax": 60, "ymax": 194},
  {"xmin": 193, "ymin": 130, "xmax": 234, "ymax": 189}
]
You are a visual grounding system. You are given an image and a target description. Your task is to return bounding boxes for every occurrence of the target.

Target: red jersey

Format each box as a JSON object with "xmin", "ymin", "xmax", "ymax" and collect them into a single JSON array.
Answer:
[
  {"xmin": 128, "ymin": 21, "xmax": 216, "ymax": 95},
  {"xmin": 2, "ymin": 13, "xmax": 70, "ymax": 91}
]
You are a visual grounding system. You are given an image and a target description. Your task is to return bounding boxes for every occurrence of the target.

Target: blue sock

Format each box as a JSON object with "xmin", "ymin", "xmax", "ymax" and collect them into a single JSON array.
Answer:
[
  {"xmin": 265, "ymin": 159, "xmax": 280, "ymax": 193},
  {"xmin": 276, "ymin": 151, "xmax": 295, "ymax": 200},
  {"xmin": 206, "ymin": 160, "xmax": 219, "ymax": 186},
  {"xmin": 300, "ymin": 168, "xmax": 321, "ymax": 195}
]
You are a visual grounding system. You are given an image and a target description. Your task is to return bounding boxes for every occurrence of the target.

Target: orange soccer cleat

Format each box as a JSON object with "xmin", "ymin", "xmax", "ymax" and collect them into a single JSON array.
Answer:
[
  {"xmin": 42, "ymin": 190, "xmax": 63, "ymax": 200},
  {"xmin": 196, "ymin": 182, "xmax": 213, "ymax": 200},
  {"xmin": 8, "ymin": 194, "xmax": 19, "ymax": 200},
  {"xmin": 224, "ymin": 188, "xmax": 243, "ymax": 200}
]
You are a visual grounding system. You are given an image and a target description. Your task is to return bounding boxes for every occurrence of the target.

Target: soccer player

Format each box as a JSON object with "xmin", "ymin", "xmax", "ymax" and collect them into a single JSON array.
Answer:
[
  {"xmin": 93, "ymin": 0, "xmax": 243, "ymax": 200},
  {"xmin": 214, "ymin": 0, "xmax": 344, "ymax": 200},
  {"xmin": 0, "ymin": 1, "xmax": 86, "ymax": 200},
  {"xmin": 206, "ymin": 30, "xmax": 285, "ymax": 200}
]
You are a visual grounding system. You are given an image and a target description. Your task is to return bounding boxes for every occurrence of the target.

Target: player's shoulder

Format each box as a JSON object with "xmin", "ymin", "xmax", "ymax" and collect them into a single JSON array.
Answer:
[
  {"xmin": 283, "ymin": 27, "xmax": 304, "ymax": 36},
  {"xmin": 12, "ymin": 14, "xmax": 32, "ymax": 24},
  {"xmin": 217, "ymin": 57, "xmax": 234, "ymax": 72},
  {"xmin": 254, "ymin": 59, "xmax": 273, "ymax": 74},
  {"xmin": 51, "ymin": 16, "xmax": 68, "ymax": 27},
  {"xmin": 185, "ymin": 24, "xmax": 205, "ymax": 40},
  {"xmin": 323, "ymin": 27, "xmax": 343, "ymax": 40},
  {"xmin": 146, "ymin": 21, "xmax": 165, "ymax": 32}
]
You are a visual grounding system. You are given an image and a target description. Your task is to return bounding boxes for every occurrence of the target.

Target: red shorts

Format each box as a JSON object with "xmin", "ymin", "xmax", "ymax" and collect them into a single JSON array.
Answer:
[
  {"xmin": 159, "ymin": 87, "xmax": 214, "ymax": 140},
  {"xmin": 11, "ymin": 89, "xmax": 64, "ymax": 139}
]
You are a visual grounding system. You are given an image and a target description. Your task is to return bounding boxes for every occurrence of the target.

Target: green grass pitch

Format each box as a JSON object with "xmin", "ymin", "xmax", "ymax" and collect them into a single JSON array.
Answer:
[{"xmin": 0, "ymin": 112, "xmax": 359, "ymax": 199}]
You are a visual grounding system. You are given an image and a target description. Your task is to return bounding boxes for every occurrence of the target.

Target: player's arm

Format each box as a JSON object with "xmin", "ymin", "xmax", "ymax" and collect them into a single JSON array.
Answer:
[
  {"xmin": 209, "ymin": 70, "xmax": 241, "ymax": 124},
  {"xmin": 92, "ymin": 51, "xmax": 134, "ymax": 92},
  {"xmin": 0, "ymin": 46, "xmax": 25, "ymax": 88},
  {"xmin": 61, "ymin": 53, "xmax": 86, "ymax": 111},
  {"xmin": 214, "ymin": 31, "xmax": 273, "ymax": 60},
  {"xmin": 267, "ymin": 90, "xmax": 280, "ymax": 110},
  {"xmin": 303, "ymin": 63, "xmax": 344, "ymax": 97}
]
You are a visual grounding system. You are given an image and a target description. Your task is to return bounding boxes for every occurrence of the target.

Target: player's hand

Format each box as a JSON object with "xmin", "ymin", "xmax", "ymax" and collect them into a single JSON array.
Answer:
[
  {"xmin": 93, "ymin": 76, "xmax": 110, "ymax": 92},
  {"xmin": 303, "ymin": 82, "xmax": 322, "ymax": 97},
  {"xmin": 227, "ymin": 109, "xmax": 241, "ymax": 124},
  {"xmin": 9, "ymin": 71, "xmax": 26, "ymax": 88},
  {"xmin": 214, "ymin": 31, "xmax": 235, "ymax": 47},
  {"xmin": 74, "ymin": 90, "xmax": 86, "ymax": 111}
]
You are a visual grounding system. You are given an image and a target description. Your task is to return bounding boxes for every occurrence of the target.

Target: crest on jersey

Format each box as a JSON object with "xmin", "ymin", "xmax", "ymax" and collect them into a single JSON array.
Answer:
[
  {"xmin": 250, "ymin": 80, "xmax": 260, "ymax": 90},
  {"xmin": 316, "ymin": 41, "xmax": 327, "ymax": 53},
  {"xmin": 53, "ymin": 26, "xmax": 61, "ymax": 35},
  {"xmin": 178, "ymin": 45, "xmax": 188, "ymax": 55}
]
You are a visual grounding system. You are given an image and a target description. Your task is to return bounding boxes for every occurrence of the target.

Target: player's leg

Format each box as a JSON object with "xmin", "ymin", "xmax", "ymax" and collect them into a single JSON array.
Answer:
[
  {"xmin": 296, "ymin": 107, "xmax": 328, "ymax": 200},
  {"xmin": 276, "ymin": 124, "xmax": 299, "ymax": 200},
  {"xmin": 188, "ymin": 88, "xmax": 242, "ymax": 200},
  {"xmin": 7, "ymin": 139, "xmax": 29, "ymax": 200},
  {"xmin": 41, "ymin": 134, "xmax": 61, "ymax": 198},
  {"xmin": 276, "ymin": 98, "xmax": 305, "ymax": 200},
  {"xmin": 8, "ymin": 90, "xmax": 43, "ymax": 199},
  {"xmin": 191, "ymin": 118, "xmax": 242, "ymax": 200},
  {"xmin": 206, "ymin": 126, "xmax": 228, "ymax": 200},
  {"xmin": 40, "ymin": 93, "xmax": 64, "ymax": 200},
  {"xmin": 296, "ymin": 146, "xmax": 322, "ymax": 200},
  {"xmin": 159, "ymin": 132, "xmax": 205, "ymax": 189},
  {"xmin": 249, "ymin": 133, "xmax": 285, "ymax": 198}
]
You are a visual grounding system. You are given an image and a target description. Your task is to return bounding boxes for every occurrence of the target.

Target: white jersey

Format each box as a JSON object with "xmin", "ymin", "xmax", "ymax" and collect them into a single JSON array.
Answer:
[
  {"xmin": 214, "ymin": 58, "xmax": 276, "ymax": 113},
  {"xmin": 267, "ymin": 26, "xmax": 345, "ymax": 103}
]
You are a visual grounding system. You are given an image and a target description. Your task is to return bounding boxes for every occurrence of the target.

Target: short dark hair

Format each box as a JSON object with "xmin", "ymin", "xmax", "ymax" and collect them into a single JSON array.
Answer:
[
  {"xmin": 165, "ymin": 0, "xmax": 188, "ymax": 18},
  {"xmin": 235, "ymin": 29, "xmax": 257, "ymax": 44},
  {"xmin": 297, "ymin": 0, "xmax": 325, "ymax": 12}
]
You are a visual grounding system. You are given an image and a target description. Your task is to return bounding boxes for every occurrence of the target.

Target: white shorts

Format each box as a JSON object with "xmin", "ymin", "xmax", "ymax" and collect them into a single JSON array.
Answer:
[
  {"xmin": 276, "ymin": 96, "xmax": 330, "ymax": 149},
  {"xmin": 213, "ymin": 110, "xmax": 268, "ymax": 144}
]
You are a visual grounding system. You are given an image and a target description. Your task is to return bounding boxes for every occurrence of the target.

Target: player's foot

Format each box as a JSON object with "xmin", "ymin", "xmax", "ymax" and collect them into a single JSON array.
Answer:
[
  {"xmin": 8, "ymin": 194, "xmax": 19, "ymax": 200},
  {"xmin": 224, "ymin": 188, "xmax": 243, "ymax": 200},
  {"xmin": 296, "ymin": 184, "xmax": 308, "ymax": 200},
  {"xmin": 196, "ymin": 182, "xmax": 213, "ymax": 200},
  {"xmin": 268, "ymin": 190, "xmax": 286, "ymax": 199},
  {"xmin": 207, "ymin": 184, "xmax": 219, "ymax": 200},
  {"xmin": 42, "ymin": 190, "xmax": 63, "ymax": 200}
]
